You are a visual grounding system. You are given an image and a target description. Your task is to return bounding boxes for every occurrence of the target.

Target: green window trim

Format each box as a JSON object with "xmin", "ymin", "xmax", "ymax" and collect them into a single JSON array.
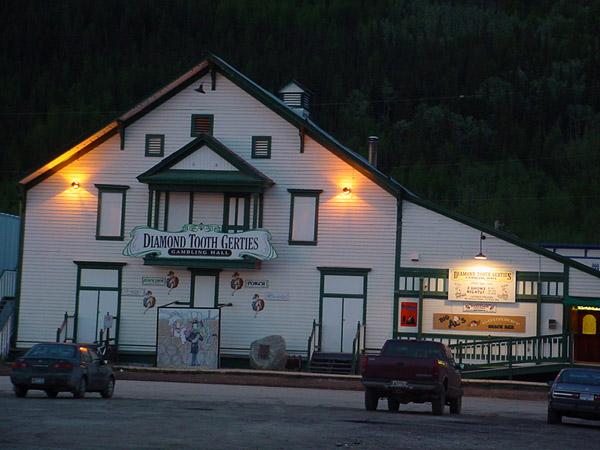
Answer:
[
  {"xmin": 95, "ymin": 184, "xmax": 129, "ymax": 241},
  {"xmin": 397, "ymin": 267, "xmax": 449, "ymax": 298},
  {"xmin": 145, "ymin": 134, "xmax": 165, "ymax": 157},
  {"xmin": 516, "ymin": 271, "xmax": 564, "ymax": 300},
  {"xmin": 190, "ymin": 269, "xmax": 222, "ymax": 308},
  {"xmin": 190, "ymin": 114, "xmax": 214, "ymax": 137},
  {"xmin": 223, "ymin": 193, "xmax": 250, "ymax": 233},
  {"xmin": 288, "ymin": 189, "xmax": 322, "ymax": 245},
  {"xmin": 251, "ymin": 136, "xmax": 272, "ymax": 159}
]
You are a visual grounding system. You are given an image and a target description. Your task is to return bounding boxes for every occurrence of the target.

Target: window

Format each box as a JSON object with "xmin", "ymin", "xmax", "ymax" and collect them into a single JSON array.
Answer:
[
  {"xmin": 96, "ymin": 185, "xmax": 129, "ymax": 240},
  {"xmin": 398, "ymin": 269, "xmax": 448, "ymax": 297},
  {"xmin": 252, "ymin": 136, "xmax": 271, "ymax": 159},
  {"xmin": 224, "ymin": 194, "xmax": 249, "ymax": 233},
  {"xmin": 288, "ymin": 189, "xmax": 321, "ymax": 245},
  {"xmin": 190, "ymin": 114, "xmax": 214, "ymax": 137},
  {"xmin": 516, "ymin": 272, "xmax": 564, "ymax": 301},
  {"xmin": 145, "ymin": 134, "xmax": 164, "ymax": 157}
]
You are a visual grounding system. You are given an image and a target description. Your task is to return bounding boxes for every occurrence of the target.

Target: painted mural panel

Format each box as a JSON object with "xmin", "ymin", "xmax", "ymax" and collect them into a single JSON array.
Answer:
[{"xmin": 156, "ymin": 307, "xmax": 220, "ymax": 368}]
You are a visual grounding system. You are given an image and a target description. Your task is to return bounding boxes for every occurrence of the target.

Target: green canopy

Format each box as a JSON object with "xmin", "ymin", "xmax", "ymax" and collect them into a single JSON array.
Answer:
[{"xmin": 563, "ymin": 296, "xmax": 600, "ymax": 307}]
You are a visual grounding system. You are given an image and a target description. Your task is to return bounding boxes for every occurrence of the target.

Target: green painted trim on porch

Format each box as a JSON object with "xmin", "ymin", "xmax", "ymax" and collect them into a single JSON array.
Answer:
[
  {"xmin": 564, "ymin": 296, "xmax": 600, "ymax": 307},
  {"xmin": 399, "ymin": 268, "xmax": 449, "ymax": 278},
  {"xmin": 143, "ymin": 257, "xmax": 259, "ymax": 270}
]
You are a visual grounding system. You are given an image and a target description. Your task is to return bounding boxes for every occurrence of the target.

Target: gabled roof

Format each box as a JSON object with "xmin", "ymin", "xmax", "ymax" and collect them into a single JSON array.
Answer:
[
  {"xmin": 137, "ymin": 134, "xmax": 274, "ymax": 191},
  {"xmin": 19, "ymin": 54, "xmax": 409, "ymax": 197}
]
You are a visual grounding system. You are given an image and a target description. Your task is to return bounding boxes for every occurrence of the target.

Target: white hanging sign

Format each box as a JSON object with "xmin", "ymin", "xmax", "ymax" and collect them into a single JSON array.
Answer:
[
  {"xmin": 448, "ymin": 268, "xmax": 515, "ymax": 303},
  {"xmin": 124, "ymin": 224, "xmax": 277, "ymax": 261}
]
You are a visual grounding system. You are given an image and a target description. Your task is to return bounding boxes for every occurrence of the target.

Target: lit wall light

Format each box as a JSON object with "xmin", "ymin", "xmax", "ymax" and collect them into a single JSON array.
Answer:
[
  {"xmin": 71, "ymin": 181, "xmax": 80, "ymax": 189},
  {"xmin": 474, "ymin": 232, "xmax": 487, "ymax": 260},
  {"xmin": 342, "ymin": 187, "xmax": 351, "ymax": 196}
]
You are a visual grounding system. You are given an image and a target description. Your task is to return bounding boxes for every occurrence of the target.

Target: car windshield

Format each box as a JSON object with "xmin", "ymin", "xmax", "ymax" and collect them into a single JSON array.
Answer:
[
  {"xmin": 25, "ymin": 344, "xmax": 76, "ymax": 359},
  {"xmin": 382, "ymin": 342, "xmax": 445, "ymax": 359},
  {"xmin": 558, "ymin": 370, "xmax": 600, "ymax": 386}
]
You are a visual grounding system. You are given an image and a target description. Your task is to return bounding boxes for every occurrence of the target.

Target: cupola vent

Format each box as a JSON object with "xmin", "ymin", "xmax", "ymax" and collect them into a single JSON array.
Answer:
[{"xmin": 278, "ymin": 81, "xmax": 311, "ymax": 118}]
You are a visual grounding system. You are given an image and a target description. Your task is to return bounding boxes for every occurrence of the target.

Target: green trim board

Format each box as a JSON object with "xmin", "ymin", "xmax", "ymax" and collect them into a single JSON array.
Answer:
[
  {"xmin": 288, "ymin": 189, "xmax": 322, "ymax": 245},
  {"xmin": 190, "ymin": 114, "xmax": 214, "ymax": 137},
  {"xmin": 12, "ymin": 189, "xmax": 26, "ymax": 347},
  {"xmin": 564, "ymin": 296, "xmax": 600, "ymax": 307},
  {"xmin": 251, "ymin": 136, "xmax": 271, "ymax": 159},
  {"xmin": 95, "ymin": 184, "xmax": 129, "ymax": 241},
  {"xmin": 143, "ymin": 256, "xmax": 260, "ymax": 270},
  {"xmin": 189, "ymin": 269, "xmax": 221, "ymax": 308},
  {"xmin": 223, "ymin": 193, "xmax": 250, "ymax": 232},
  {"xmin": 137, "ymin": 134, "xmax": 274, "ymax": 189},
  {"xmin": 145, "ymin": 134, "xmax": 165, "ymax": 157}
]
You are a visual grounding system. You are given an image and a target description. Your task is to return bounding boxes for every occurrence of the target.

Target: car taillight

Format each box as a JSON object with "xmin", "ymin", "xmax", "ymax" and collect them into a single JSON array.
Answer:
[
  {"xmin": 11, "ymin": 360, "xmax": 28, "ymax": 369},
  {"xmin": 360, "ymin": 355, "xmax": 368, "ymax": 374},
  {"xmin": 594, "ymin": 394, "xmax": 600, "ymax": 402},
  {"xmin": 552, "ymin": 391, "xmax": 580, "ymax": 399},
  {"xmin": 52, "ymin": 361, "xmax": 74, "ymax": 369}
]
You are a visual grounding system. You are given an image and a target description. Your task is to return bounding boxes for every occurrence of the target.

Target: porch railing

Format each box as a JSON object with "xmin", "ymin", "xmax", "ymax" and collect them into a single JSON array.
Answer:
[
  {"xmin": 351, "ymin": 322, "xmax": 366, "ymax": 374},
  {"xmin": 0, "ymin": 297, "xmax": 16, "ymax": 359},
  {"xmin": 96, "ymin": 320, "xmax": 118, "ymax": 362},
  {"xmin": 0, "ymin": 270, "xmax": 17, "ymax": 300},
  {"xmin": 307, "ymin": 320, "xmax": 320, "ymax": 364},
  {"xmin": 56, "ymin": 312, "xmax": 76, "ymax": 343}
]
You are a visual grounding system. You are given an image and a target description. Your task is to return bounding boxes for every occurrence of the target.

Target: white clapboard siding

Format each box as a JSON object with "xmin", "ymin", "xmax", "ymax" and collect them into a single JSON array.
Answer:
[
  {"xmin": 569, "ymin": 268, "xmax": 600, "ymax": 297},
  {"xmin": 401, "ymin": 201, "xmax": 564, "ymax": 273},
  {"xmin": 171, "ymin": 146, "xmax": 237, "ymax": 171},
  {"xmin": 18, "ymin": 71, "xmax": 397, "ymax": 354},
  {"xmin": 192, "ymin": 193, "xmax": 224, "ymax": 225},
  {"xmin": 541, "ymin": 303, "xmax": 563, "ymax": 336}
]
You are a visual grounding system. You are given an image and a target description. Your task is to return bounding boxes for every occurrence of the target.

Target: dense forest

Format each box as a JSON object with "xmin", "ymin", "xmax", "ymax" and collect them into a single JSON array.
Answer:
[{"xmin": 1, "ymin": 0, "xmax": 599, "ymax": 242}]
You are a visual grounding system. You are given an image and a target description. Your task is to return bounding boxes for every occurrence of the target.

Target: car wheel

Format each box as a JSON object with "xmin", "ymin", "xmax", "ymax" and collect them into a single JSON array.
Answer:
[
  {"xmin": 547, "ymin": 407, "xmax": 561, "ymax": 424},
  {"xmin": 45, "ymin": 390, "xmax": 58, "ymax": 398},
  {"xmin": 364, "ymin": 388, "xmax": 379, "ymax": 411},
  {"xmin": 73, "ymin": 377, "xmax": 87, "ymax": 399},
  {"xmin": 449, "ymin": 395, "xmax": 462, "ymax": 414},
  {"xmin": 101, "ymin": 377, "xmax": 115, "ymax": 399},
  {"xmin": 14, "ymin": 385, "xmax": 27, "ymax": 398},
  {"xmin": 387, "ymin": 398, "xmax": 400, "ymax": 412},
  {"xmin": 432, "ymin": 388, "xmax": 446, "ymax": 416}
]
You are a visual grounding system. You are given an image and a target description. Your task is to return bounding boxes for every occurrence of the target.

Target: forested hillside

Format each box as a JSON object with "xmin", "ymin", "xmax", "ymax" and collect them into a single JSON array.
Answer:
[{"xmin": 1, "ymin": 0, "xmax": 599, "ymax": 242}]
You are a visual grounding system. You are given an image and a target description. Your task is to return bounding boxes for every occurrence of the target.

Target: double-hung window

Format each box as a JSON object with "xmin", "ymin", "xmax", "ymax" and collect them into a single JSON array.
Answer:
[
  {"xmin": 288, "ymin": 189, "xmax": 322, "ymax": 245},
  {"xmin": 224, "ymin": 194, "xmax": 249, "ymax": 233},
  {"xmin": 96, "ymin": 185, "xmax": 129, "ymax": 240}
]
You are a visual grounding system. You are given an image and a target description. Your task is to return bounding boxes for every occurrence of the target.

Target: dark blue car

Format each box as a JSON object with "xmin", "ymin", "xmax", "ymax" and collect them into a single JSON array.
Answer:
[
  {"xmin": 548, "ymin": 368, "xmax": 600, "ymax": 424},
  {"xmin": 10, "ymin": 343, "xmax": 115, "ymax": 399}
]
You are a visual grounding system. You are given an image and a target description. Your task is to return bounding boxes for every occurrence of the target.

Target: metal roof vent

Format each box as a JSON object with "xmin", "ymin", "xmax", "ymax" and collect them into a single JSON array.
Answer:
[
  {"xmin": 278, "ymin": 81, "xmax": 311, "ymax": 118},
  {"xmin": 368, "ymin": 136, "xmax": 379, "ymax": 168}
]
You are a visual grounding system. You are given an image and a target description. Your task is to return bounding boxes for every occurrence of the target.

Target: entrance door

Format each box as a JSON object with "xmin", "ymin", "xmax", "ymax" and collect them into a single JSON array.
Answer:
[
  {"xmin": 320, "ymin": 273, "xmax": 366, "ymax": 353},
  {"xmin": 77, "ymin": 290, "xmax": 118, "ymax": 344},
  {"xmin": 575, "ymin": 310, "xmax": 600, "ymax": 362},
  {"xmin": 193, "ymin": 274, "xmax": 217, "ymax": 308},
  {"xmin": 322, "ymin": 297, "xmax": 363, "ymax": 353}
]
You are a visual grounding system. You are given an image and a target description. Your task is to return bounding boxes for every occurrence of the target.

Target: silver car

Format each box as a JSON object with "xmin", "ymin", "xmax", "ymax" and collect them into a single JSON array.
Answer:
[{"xmin": 548, "ymin": 368, "xmax": 600, "ymax": 424}]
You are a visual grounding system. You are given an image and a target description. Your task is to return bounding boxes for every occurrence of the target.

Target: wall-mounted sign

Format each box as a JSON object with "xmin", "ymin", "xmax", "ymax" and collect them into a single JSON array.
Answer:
[
  {"xmin": 448, "ymin": 268, "xmax": 515, "ymax": 303},
  {"xmin": 246, "ymin": 280, "xmax": 269, "ymax": 289},
  {"xmin": 143, "ymin": 277, "xmax": 165, "ymax": 286},
  {"xmin": 122, "ymin": 288, "xmax": 145, "ymax": 297},
  {"xmin": 124, "ymin": 224, "xmax": 277, "ymax": 261},
  {"xmin": 264, "ymin": 291, "xmax": 289, "ymax": 301},
  {"xmin": 463, "ymin": 303, "xmax": 497, "ymax": 313},
  {"xmin": 400, "ymin": 302, "xmax": 418, "ymax": 327},
  {"xmin": 433, "ymin": 313, "xmax": 525, "ymax": 333}
]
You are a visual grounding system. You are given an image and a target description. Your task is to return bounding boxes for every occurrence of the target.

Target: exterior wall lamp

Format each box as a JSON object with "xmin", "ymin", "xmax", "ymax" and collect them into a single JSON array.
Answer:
[
  {"xmin": 474, "ymin": 232, "xmax": 487, "ymax": 260},
  {"xmin": 342, "ymin": 187, "xmax": 351, "ymax": 196},
  {"xmin": 71, "ymin": 181, "xmax": 80, "ymax": 189}
]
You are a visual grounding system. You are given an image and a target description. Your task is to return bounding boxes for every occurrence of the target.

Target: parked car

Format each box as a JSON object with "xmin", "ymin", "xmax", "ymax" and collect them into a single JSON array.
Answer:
[
  {"xmin": 548, "ymin": 367, "xmax": 600, "ymax": 424},
  {"xmin": 10, "ymin": 343, "xmax": 115, "ymax": 399},
  {"xmin": 361, "ymin": 339, "xmax": 463, "ymax": 415}
]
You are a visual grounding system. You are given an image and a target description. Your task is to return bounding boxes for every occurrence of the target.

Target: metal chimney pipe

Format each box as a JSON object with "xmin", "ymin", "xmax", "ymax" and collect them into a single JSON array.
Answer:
[{"xmin": 368, "ymin": 136, "xmax": 379, "ymax": 167}]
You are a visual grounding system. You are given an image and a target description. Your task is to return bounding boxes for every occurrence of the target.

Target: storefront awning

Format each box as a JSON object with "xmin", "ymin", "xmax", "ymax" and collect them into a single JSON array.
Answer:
[{"xmin": 564, "ymin": 296, "xmax": 600, "ymax": 307}]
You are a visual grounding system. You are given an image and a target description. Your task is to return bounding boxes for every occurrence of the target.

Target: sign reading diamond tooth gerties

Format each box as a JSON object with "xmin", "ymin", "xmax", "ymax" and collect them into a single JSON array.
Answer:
[{"xmin": 123, "ymin": 224, "xmax": 277, "ymax": 261}]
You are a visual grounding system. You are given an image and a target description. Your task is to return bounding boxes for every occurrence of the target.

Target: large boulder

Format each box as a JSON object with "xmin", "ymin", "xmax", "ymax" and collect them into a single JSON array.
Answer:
[{"xmin": 249, "ymin": 335, "xmax": 287, "ymax": 370}]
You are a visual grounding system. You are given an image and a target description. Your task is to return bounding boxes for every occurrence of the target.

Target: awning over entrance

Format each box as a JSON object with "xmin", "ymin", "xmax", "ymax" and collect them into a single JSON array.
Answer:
[
  {"xmin": 564, "ymin": 296, "xmax": 600, "ymax": 308},
  {"xmin": 143, "ymin": 255, "xmax": 261, "ymax": 270}
]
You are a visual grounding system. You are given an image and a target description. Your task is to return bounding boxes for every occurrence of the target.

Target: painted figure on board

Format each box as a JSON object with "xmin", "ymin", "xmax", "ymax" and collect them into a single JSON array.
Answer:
[{"xmin": 143, "ymin": 290, "xmax": 157, "ymax": 314}]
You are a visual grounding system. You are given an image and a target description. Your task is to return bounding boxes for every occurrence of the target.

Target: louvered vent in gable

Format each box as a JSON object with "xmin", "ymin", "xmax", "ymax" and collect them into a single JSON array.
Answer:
[
  {"xmin": 190, "ymin": 114, "xmax": 214, "ymax": 137},
  {"xmin": 145, "ymin": 134, "xmax": 164, "ymax": 157},
  {"xmin": 252, "ymin": 136, "xmax": 271, "ymax": 159}
]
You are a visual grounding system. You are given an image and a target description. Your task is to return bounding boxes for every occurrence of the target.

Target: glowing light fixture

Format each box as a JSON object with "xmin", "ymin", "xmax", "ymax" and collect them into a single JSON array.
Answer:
[
  {"xmin": 474, "ymin": 232, "xmax": 487, "ymax": 260},
  {"xmin": 342, "ymin": 187, "xmax": 351, "ymax": 196},
  {"xmin": 71, "ymin": 181, "xmax": 80, "ymax": 189},
  {"xmin": 194, "ymin": 83, "xmax": 206, "ymax": 94}
]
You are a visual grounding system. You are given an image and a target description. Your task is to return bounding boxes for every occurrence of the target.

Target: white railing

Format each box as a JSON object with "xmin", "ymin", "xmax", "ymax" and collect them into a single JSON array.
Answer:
[
  {"xmin": 0, "ymin": 270, "xmax": 17, "ymax": 300},
  {"xmin": 0, "ymin": 299, "xmax": 16, "ymax": 359}
]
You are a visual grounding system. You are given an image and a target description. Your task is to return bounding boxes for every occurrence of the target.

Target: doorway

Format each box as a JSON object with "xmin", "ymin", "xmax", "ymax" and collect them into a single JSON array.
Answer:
[
  {"xmin": 573, "ymin": 309, "xmax": 600, "ymax": 362},
  {"xmin": 191, "ymin": 271, "xmax": 220, "ymax": 308}
]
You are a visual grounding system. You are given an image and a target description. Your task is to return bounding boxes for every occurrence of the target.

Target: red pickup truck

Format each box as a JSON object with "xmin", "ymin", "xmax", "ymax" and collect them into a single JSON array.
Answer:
[{"xmin": 361, "ymin": 339, "xmax": 463, "ymax": 415}]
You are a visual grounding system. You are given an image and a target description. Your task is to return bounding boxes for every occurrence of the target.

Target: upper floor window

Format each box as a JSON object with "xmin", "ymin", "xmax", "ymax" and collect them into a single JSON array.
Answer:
[
  {"xmin": 95, "ymin": 185, "xmax": 129, "ymax": 240},
  {"xmin": 398, "ymin": 269, "xmax": 448, "ymax": 297},
  {"xmin": 224, "ymin": 194, "xmax": 249, "ymax": 233},
  {"xmin": 191, "ymin": 114, "xmax": 214, "ymax": 137},
  {"xmin": 145, "ymin": 134, "xmax": 164, "ymax": 157},
  {"xmin": 516, "ymin": 272, "xmax": 564, "ymax": 300},
  {"xmin": 288, "ymin": 189, "xmax": 322, "ymax": 245},
  {"xmin": 252, "ymin": 136, "xmax": 271, "ymax": 159}
]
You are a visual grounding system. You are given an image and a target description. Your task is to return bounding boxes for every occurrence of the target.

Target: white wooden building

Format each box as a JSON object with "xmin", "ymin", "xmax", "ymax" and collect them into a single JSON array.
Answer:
[{"xmin": 15, "ymin": 55, "xmax": 600, "ymax": 366}]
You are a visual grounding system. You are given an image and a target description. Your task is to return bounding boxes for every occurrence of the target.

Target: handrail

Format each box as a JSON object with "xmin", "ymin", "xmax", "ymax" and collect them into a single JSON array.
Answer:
[
  {"xmin": 96, "ymin": 320, "xmax": 118, "ymax": 362},
  {"xmin": 307, "ymin": 320, "xmax": 320, "ymax": 366},
  {"xmin": 351, "ymin": 322, "xmax": 366, "ymax": 374},
  {"xmin": 0, "ymin": 297, "xmax": 16, "ymax": 359},
  {"xmin": 0, "ymin": 270, "xmax": 17, "ymax": 300},
  {"xmin": 55, "ymin": 312, "xmax": 76, "ymax": 343}
]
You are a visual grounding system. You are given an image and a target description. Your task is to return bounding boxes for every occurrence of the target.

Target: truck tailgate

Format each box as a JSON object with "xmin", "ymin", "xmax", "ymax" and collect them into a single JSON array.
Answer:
[{"xmin": 364, "ymin": 356, "xmax": 437, "ymax": 382}]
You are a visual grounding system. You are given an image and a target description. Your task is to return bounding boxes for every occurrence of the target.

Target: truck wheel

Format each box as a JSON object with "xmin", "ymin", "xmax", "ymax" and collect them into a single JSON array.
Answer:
[
  {"xmin": 387, "ymin": 398, "xmax": 400, "ymax": 412},
  {"xmin": 432, "ymin": 389, "xmax": 446, "ymax": 416},
  {"xmin": 547, "ymin": 407, "xmax": 561, "ymax": 424},
  {"xmin": 449, "ymin": 395, "xmax": 462, "ymax": 414},
  {"xmin": 73, "ymin": 377, "xmax": 87, "ymax": 399},
  {"xmin": 364, "ymin": 388, "xmax": 378, "ymax": 411}
]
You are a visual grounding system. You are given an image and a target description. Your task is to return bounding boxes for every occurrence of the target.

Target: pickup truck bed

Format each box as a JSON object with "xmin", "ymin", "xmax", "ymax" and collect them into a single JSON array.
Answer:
[{"xmin": 361, "ymin": 339, "xmax": 463, "ymax": 415}]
